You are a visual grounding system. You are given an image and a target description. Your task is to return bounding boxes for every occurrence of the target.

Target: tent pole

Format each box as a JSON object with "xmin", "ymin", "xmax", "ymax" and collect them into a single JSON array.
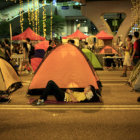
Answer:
[{"xmin": 9, "ymin": 23, "xmax": 13, "ymax": 55}]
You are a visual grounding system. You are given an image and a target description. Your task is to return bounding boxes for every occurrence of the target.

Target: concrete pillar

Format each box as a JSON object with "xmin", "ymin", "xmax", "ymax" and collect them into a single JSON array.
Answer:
[{"xmin": 81, "ymin": 0, "xmax": 133, "ymax": 44}]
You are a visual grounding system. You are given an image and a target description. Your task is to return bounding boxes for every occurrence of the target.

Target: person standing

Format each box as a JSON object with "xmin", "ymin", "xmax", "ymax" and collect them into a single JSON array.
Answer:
[
  {"xmin": 121, "ymin": 35, "xmax": 133, "ymax": 77},
  {"xmin": 26, "ymin": 38, "xmax": 34, "ymax": 63},
  {"xmin": 3, "ymin": 39, "xmax": 11, "ymax": 62},
  {"xmin": 19, "ymin": 42, "xmax": 33, "ymax": 75},
  {"xmin": 131, "ymin": 32, "xmax": 140, "ymax": 65}
]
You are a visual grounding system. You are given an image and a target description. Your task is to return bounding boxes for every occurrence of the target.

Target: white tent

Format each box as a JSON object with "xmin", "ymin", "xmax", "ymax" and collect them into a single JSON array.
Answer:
[{"xmin": 0, "ymin": 57, "xmax": 22, "ymax": 94}]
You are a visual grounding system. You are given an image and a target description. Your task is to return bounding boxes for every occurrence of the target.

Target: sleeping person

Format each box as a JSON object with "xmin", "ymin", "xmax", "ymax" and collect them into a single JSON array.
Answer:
[{"xmin": 33, "ymin": 80, "xmax": 101, "ymax": 105}]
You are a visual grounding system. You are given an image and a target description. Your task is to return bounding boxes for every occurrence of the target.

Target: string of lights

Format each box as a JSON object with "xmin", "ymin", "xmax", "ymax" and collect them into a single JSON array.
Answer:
[
  {"xmin": 131, "ymin": 0, "xmax": 140, "ymax": 32},
  {"xmin": 27, "ymin": 0, "xmax": 31, "ymax": 25},
  {"xmin": 19, "ymin": 0, "xmax": 24, "ymax": 32},
  {"xmin": 31, "ymin": 0, "xmax": 35, "ymax": 32},
  {"xmin": 34, "ymin": 0, "xmax": 38, "ymax": 35},
  {"xmin": 42, "ymin": 1, "xmax": 46, "ymax": 38},
  {"xmin": 37, "ymin": 0, "xmax": 40, "ymax": 35}
]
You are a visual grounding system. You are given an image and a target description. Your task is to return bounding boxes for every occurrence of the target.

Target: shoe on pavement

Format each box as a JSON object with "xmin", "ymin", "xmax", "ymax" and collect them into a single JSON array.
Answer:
[{"xmin": 32, "ymin": 99, "xmax": 44, "ymax": 105}]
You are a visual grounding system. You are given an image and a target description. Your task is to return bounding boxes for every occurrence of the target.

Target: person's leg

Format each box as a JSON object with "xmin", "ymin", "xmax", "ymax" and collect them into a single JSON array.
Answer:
[
  {"xmin": 27, "ymin": 62, "xmax": 33, "ymax": 73},
  {"xmin": 40, "ymin": 80, "xmax": 65, "ymax": 101},
  {"xmin": 123, "ymin": 65, "xmax": 127, "ymax": 74},
  {"xmin": 121, "ymin": 56, "xmax": 127, "ymax": 77},
  {"xmin": 19, "ymin": 62, "xmax": 23, "ymax": 75}
]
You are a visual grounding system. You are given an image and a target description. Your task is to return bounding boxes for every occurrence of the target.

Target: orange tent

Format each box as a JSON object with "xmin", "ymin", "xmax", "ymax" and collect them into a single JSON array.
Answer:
[
  {"xmin": 34, "ymin": 40, "xmax": 49, "ymax": 51},
  {"xmin": 28, "ymin": 44, "xmax": 100, "ymax": 95},
  {"xmin": 96, "ymin": 30, "xmax": 113, "ymax": 40},
  {"xmin": 99, "ymin": 46, "xmax": 118, "ymax": 54},
  {"xmin": 12, "ymin": 27, "xmax": 45, "ymax": 41},
  {"xmin": 62, "ymin": 29, "xmax": 88, "ymax": 40}
]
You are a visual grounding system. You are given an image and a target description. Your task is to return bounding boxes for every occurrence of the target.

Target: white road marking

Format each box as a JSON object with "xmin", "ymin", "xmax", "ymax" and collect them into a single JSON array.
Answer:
[{"xmin": 0, "ymin": 105, "xmax": 140, "ymax": 110}]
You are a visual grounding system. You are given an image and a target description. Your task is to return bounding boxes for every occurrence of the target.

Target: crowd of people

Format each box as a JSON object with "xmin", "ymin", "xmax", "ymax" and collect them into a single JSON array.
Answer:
[
  {"xmin": 121, "ymin": 32, "xmax": 140, "ymax": 77},
  {"xmin": 0, "ymin": 32, "xmax": 140, "ymax": 104}
]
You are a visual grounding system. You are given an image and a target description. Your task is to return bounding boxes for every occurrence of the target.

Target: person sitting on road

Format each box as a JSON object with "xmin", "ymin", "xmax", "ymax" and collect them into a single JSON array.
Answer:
[{"xmin": 33, "ymin": 80, "xmax": 101, "ymax": 105}]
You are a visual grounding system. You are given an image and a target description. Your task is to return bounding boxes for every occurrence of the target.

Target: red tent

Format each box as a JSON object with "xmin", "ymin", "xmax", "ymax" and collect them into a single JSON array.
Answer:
[
  {"xmin": 12, "ymin": 27, "xmax": 45, "ymax": 41},
  {"xmin": 28, "ymin": 44, "xmax": 100, "ymax": 95},
  {"xmin": 99, "ymin": 46, "xmax": 118, "ymax": 54},
  {"xmin": 62, "ymin": 29, "xmax": 88, "ymax": 40},
  {"xmin": 96, "ymin": 30, "xmax": 113, "ymax": 40},
  {"xmin": 34, "ymin": 40, "xmax": 49, "ymax": 51},
  {"xmin": 31, "ymin": 58, "xmax": 42, "ymax": 72}
]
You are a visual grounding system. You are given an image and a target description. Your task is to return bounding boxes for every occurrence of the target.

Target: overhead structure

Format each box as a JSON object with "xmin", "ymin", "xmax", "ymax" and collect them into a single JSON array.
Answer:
[
  {"xmin": 28, "ymin": 43, "xmax": 101, "ymax": 95},
  {"xmin": 12, "ymin": 27, "xmax": 45, "ymax": 41},
  {"xmin": 0, "ymin": 57, "xmax": 22, "ymax": 94},
  {"xmin": 62, "ymin": 29, "xmax": 88, "ymax": 40},
  {"xmin": 131, "ymin": 0, "xmax": 140, "ymax": 32}
]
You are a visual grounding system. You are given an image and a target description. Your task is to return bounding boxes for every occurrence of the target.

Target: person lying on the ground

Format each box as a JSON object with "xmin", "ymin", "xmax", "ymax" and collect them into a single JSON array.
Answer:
[{"xmin": 33, "ymin": 80, "xmax": 101, "ymax": 105}]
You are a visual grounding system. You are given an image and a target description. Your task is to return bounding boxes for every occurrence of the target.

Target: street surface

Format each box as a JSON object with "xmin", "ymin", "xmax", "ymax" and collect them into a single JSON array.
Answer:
[{"xmin": 0, "ymin": 70, "xmax": 140, "ymax": 140}]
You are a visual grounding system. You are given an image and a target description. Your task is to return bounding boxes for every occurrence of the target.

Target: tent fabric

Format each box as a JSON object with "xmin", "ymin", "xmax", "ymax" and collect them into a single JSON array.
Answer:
[
  {"xmin": 33, "ymin": 49, "xmax": 46, "ymax": 58},
  {"xmin": 99, "ymin": 46, "xmax": 118, "ymax": 54},
  {"xmin": 31, "ymin": 49, "xmax": 45, "ymax": 71},
  {"xmin": 28, "ymin": 44, "xmax": 100, "ymax": 95},
  {"xmin": 34, "ymin": 40, "xmax": 49, "ymax": 51},
  {"xmin": 128, "ymin": 60, "xmax": 140, "ymax": 91},
  {"xmin": 31, "ymin": 49, "xmax": 45, "ymax": 72},
  {"xmin": 82, "ymin": 49, "xmax": 103, "ymax": 70},
  {"xmin": 12, "ymin": 27, "xmax": 45, "ymax": 41},
  {"xmin": 62, "ymin": 29, "xmax": 88, "ymax": 40},
  {"xmin": 0, "ymin": 57, "xmax": 22, "ymax": 94},
  {"xmin": 96, "ymin": 30, "xmax": 113, "ymax": 40},
  {"xmin": 31, "ymin": 40, "xmax": 49, "ymax": 72},
  {"xmin": 31, "ymin": 58, "xmax": 43, "ymax": 72}
]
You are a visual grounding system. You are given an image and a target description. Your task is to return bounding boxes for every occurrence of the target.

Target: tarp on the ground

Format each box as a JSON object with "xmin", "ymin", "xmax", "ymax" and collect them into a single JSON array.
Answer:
[
  {"xmin": 99, "ymin": 46, "xmax": 118, "ymax": 54},
  {"xmin": 0, "ymin": 57, "xmax": 22, "ymax": 94},
  {"xmin": 82, "ymin": 48, "xmax": 103, "ymax": 70},
  {"xmin": 28, "ymin": 44, "xmax": 101, "ymax": 95},
  {"xmin": 62, "ymin": 29, "xmax": 88, "ymax": 40},
  {"xmin": 128, "ymin": 60, "xmax": 140, "ymax": 91},
  {"xmin": 12, "ymin": 27, "xmax": 45, "ymax": 41},
  {"xmin": 96, "ymin": 30, "xmax": 113, "ymax": 40},
  {"xmin": 34, "ymin": 40, "xmax": 49, "ymax": 51}
]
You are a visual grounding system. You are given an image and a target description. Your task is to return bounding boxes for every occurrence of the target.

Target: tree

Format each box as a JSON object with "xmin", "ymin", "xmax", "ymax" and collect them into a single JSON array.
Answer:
[{"xmin": 0, "ymin": 21, "xmax": 10, "ymax": 38}]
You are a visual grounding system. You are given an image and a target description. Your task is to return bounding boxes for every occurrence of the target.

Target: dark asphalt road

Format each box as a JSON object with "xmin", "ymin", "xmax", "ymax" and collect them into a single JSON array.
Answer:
[
  {"xmin": 0, "ymin": 109, "xmax": 140, "ymax": 140},
  {"xmin": 0, "ymin": 71, "xmax": 140, "ymax": 140}
]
